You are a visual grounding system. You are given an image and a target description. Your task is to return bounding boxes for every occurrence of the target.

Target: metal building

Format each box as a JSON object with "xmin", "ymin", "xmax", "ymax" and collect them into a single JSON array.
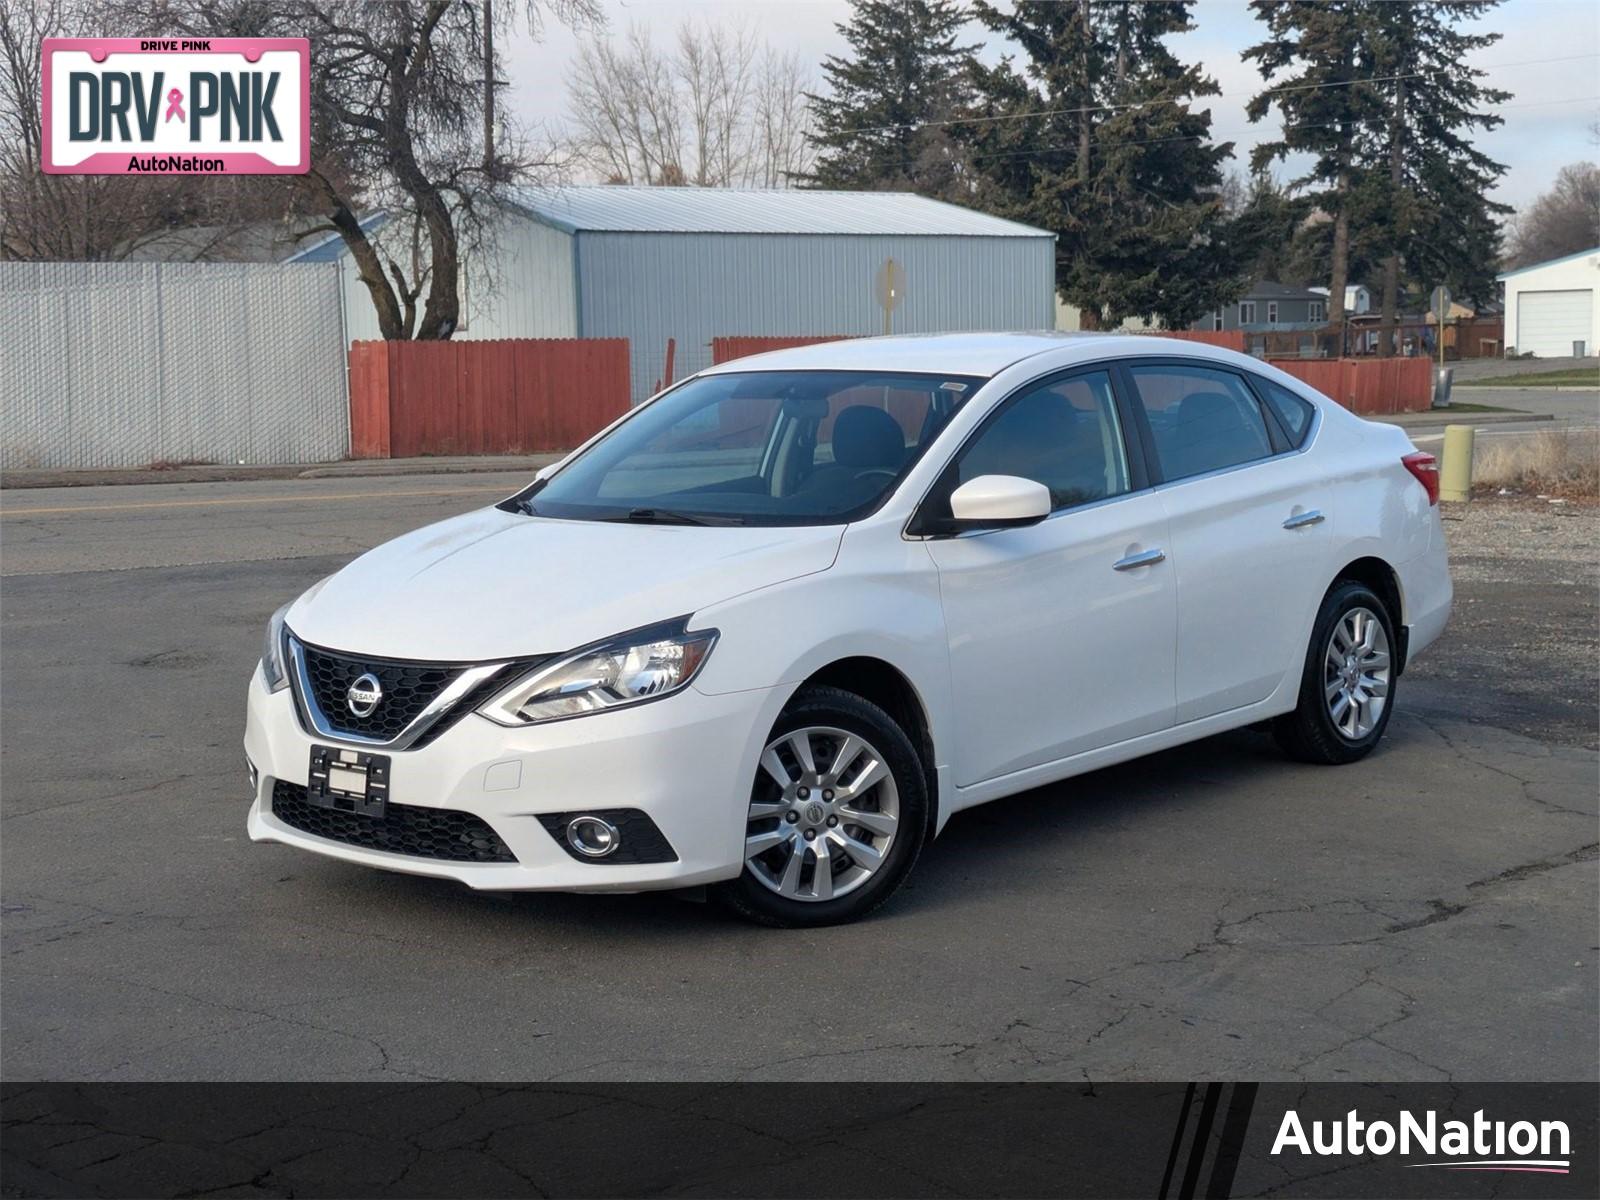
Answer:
[{"xmin": 295, "ymin": 187, "xmax": 1057, "ymax": 401}]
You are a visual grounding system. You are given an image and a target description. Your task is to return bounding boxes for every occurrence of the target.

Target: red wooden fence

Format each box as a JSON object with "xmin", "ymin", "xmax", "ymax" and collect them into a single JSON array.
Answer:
[
  {"xmin": 1150, "ymin": 329, "xmax": 1248, "ymax": 352},
  {"xmin": 348, "ymin": 338, "xmax": 631, "ymax": 458},
  {"xmin": 1269, "ymin": 356, "xmax": 1433, "ymax": 414},
  {"xmin": 704, "ymin": 331, "xmax": 1431, "ymax": 414},
  {"xmin": 711, "ymin": 335, "xmax": 854, "ymax": 364}
]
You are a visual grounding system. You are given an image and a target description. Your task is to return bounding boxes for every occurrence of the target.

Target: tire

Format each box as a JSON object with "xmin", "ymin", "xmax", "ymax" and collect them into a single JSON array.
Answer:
[
  {"xmin": 1273, "ymin": 581, "xmax": 1398, "ymax": 765},
  {"xmin": 714, "ymin": 685, "xmax": 927, "ymax": 927}
]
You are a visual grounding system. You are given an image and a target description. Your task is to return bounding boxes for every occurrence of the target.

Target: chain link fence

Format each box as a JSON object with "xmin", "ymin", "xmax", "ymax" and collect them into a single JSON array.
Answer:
[{"xmin": 1, "ymin": 261, "xmax": 348, "ymax": 470}]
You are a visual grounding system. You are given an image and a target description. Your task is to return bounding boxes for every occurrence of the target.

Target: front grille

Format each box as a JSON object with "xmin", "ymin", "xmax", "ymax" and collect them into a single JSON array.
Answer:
[
  {"xmin": 297, "ymin": 641, "xmax": 463, "ymax": 742},
  {"xmin": 271, "ymin": 780, "xmax": 517, "ymax": 864}
]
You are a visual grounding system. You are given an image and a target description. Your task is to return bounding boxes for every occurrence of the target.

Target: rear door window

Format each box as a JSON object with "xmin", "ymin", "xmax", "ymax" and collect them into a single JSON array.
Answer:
[{"xmin": 1127, "ymin": 364, "xmax": 1275, "ymax": 482}]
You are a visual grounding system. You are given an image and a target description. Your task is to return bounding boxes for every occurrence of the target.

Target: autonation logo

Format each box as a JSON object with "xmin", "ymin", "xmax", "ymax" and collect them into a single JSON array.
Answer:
[{"xmin": 1273, "ymin": 1107, "xmax": 1571, "ymax": 1175}]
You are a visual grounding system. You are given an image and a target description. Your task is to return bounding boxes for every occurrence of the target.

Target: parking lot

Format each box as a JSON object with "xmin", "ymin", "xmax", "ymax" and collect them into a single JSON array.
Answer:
[{"xmin": 1, "ymin": 470, "xmax": 1595, "ymax": 1083}]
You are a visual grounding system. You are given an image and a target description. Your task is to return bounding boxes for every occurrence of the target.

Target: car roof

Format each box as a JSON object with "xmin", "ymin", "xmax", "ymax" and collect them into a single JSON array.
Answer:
[{"xmin": 696, "ymin": 331, "xmax": 1251, "ymax": 379}]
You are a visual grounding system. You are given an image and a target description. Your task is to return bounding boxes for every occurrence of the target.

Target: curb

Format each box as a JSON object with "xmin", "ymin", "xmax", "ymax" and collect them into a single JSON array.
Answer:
[
  {"xmin": 1, "ymin": 456, "xmax": 560, "ymax": 491},
  {"xmin": 1369, "ymin": 410, "xmax": 1552, "ymax": 429}
]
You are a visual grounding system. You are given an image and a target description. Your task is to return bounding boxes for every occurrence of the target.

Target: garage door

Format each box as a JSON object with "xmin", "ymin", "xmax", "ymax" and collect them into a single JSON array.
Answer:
[{"xmin": 1517, "ymin": 289, "xmax": 1594, "ymax": 357}]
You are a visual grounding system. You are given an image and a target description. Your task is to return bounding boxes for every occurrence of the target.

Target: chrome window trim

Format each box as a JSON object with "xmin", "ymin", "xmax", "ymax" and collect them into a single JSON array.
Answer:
[
  {"xmin": 286, "ymin": 634, "xmax": 511, "ymax": 751},
  {"xmin": 1119, "ymin": 357, "xmax": 1324, "ymax": 490},
  {"xmin": 900, "ymin": 354, "xmax": 1328, "ymax": 541}
]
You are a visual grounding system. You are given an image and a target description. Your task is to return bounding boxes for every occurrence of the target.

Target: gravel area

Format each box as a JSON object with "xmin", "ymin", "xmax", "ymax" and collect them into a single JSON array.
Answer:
[
  {"xmin": 1407, "ymin": 497, "xmax": 1599, "ymax": 748},
  {"xmin": 1441, "ymin": 496, "xmax": 1598, "ymax": 584}
]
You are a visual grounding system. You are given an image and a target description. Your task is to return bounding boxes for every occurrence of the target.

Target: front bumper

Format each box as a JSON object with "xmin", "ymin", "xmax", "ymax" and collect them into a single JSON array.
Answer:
[{"xmin": 244, "ymin": 665, "xmax": 786, "ymax": 891}]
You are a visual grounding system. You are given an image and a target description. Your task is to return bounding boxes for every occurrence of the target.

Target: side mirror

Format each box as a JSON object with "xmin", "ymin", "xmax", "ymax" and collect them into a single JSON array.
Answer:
[
  {"xmin": 534, "ymin": 463, "xmax": 558, "ymax": 482},
  {"xmin": 947, "ymin": 474, "xmax": 1051, "ymax": 529}
]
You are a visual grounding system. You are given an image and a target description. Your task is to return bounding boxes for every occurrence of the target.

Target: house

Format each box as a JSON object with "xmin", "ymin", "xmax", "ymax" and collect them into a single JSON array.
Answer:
[
  {"xmin": 290, "ymin": 187, "xmax": 1057, "ymax": 400},
  {"xmin": 1497, "ymin": 246, "xmax": 1600, "ymax": 358},
  {"xmin": 1309, "ymin": 284, "xmax": 1373, "ymax": 315},
  {"xmin": 1192, "ymin": 282, "xmax": 1330, "ymax": 333}
]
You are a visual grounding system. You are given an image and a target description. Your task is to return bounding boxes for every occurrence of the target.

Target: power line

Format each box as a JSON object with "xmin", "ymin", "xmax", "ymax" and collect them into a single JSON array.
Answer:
[
  {"xmin": 830, "ymin": 52, "xmax": 1600, "ymax": 139},
  {"xmin": 889, "ymin": 94, "xmax": 1599, "ymax": 173}
]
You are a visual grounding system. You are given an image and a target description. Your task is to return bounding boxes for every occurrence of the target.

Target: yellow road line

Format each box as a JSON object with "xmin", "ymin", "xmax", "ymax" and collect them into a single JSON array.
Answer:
[{"xmin": 0, "ymin": 485, "xmax": 510, "ymax": 518}]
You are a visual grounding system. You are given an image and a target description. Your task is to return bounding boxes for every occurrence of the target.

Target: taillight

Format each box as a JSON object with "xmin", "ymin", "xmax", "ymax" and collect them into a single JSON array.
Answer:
[{"xmin": 1402, "ymin": 451, "xmax": 1440, "ymax": 506}]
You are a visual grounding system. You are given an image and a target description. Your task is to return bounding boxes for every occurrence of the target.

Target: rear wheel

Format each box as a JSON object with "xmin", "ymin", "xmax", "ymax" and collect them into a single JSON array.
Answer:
[
  {"xmin": 714, "ymin": 686, "xmax": 926, "ymax": 927},
  {"xmin": 1274, "ymin": 582, "xmax": 1397, "ymax": 764}
]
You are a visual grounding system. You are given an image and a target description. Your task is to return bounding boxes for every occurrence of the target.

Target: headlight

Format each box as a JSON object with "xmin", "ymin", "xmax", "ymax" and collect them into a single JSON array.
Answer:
[
  {"xmin": 478, "ymin": 620, "xmax": 718, "ymax": 726},
  {"xmin": 260, "ymin": 602, "xmax": 292, "ymax": 692}
]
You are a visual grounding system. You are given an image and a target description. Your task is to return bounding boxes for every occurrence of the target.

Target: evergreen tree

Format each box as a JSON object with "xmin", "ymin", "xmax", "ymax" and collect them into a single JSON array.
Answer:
[
  {"xmin": 1364, "ymin": 1, "xmax": 1509, "ymax": 352},
  {"xmin": 961, "ymin": 1, "xmax": 1244, "ymax": 329},
  {"xmin": 1244, "ymin": 0, "xmax": 1383, "ymax": 330},
  {"xmin": 805, "ymin": 0, "xmax": 974, "ymax": 197},
  {"xmin": 1230, "ymin": 170, "xmax": 1310, "ymax": 285}
]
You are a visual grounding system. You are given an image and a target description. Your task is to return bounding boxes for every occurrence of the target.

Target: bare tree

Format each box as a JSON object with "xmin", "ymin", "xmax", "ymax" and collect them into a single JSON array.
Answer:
[
  {"xmin": 1504, "ymin": 162, "xmax": 1600, "ymax": 270},
  {"xmin": 752, "ymin": 48, "xmax": 817, "ymax": 187},
  {"xmin": 565, "ymin": 20, "xmax": 814, "ymax": 187}
]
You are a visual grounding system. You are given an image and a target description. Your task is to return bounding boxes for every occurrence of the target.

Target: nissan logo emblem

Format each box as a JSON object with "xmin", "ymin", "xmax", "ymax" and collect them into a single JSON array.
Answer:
[{"xmin": 346, "ymin": 673, "xmax": 383, "ymax": 717}]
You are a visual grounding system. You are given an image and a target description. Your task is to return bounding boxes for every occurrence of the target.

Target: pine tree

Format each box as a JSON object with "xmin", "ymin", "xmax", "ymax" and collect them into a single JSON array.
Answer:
[
  {"xmin": 1364, "ymin": 1, "xmax": 1509, "ymax": 353},
  {"xmin": 805, "ymin": 0, "xmax": 974, "ymax": 197},
  {"xmin": 1244, "ymin": 0, "xmax": 1384, "ymax": 331},
  {"xmin": 961, "ymin": 1, "xmax": 1244, "ymax": 329},
  {"xmin": 1230, "ymin": 170, "xmax": 1310, "ymax": 286}
]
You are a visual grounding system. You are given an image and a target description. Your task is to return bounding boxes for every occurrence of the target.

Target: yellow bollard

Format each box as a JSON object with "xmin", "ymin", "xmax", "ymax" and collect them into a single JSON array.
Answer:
[{"xmin": 1439, "ymin": 424, "xmax": 1475, "ymax": 503}]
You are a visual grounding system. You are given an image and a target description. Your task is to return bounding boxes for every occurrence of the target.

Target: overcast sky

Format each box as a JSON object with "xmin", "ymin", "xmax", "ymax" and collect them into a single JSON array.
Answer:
[{"xmin": 503, "ymin": 0, "xmax": 1599, "ymax": 211}]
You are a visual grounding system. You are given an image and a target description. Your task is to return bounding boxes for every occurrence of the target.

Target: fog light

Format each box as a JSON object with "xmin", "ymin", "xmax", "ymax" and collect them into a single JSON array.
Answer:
[
  {"xmin": 566, "ymin": 815, "xmax": 620, "ymax": 858},
  {"xmin": 247, "ymin": 757, "xmax": 260, "ymax": 793}
]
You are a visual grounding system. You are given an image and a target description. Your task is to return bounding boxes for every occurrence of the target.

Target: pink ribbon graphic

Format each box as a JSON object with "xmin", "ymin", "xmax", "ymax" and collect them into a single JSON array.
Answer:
[{"xmin": 164, "ymin": 88, "xmax": 185, "ymax": 123}]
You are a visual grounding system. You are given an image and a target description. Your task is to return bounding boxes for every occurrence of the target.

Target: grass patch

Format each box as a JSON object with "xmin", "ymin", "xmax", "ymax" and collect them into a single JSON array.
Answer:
[
  {"xmin": 1457, "ymin": 367, "xmax": 1600, "ymax": 388},
  {"xmin": 1433, "ymin": 401, "xmax": 1518, "ymax": 413},
  {"xmin": 1472, "ymin": 427, "xmax": 1600, "ymax": 501}
]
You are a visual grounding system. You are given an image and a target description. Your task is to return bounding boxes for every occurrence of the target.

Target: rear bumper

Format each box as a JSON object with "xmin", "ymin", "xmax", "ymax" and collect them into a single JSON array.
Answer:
[
  {"xmin": 1397, "ymin": 515, "xmax": 1453, "ymax": 667},
  {"xmin": 244, "ymin": 665, "xmax": 788, "ymax": 892}
]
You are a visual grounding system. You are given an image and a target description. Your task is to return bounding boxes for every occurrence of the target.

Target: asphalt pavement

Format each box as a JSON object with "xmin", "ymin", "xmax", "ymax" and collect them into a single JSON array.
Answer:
[{"xmin": 1, "ymin": 473, "xmax": 1595, "ymax": 1083}]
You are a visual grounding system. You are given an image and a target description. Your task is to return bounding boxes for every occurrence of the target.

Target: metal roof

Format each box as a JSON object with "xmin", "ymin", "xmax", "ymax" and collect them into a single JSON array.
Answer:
[
  {"xmin": 508, "ymin": 186, "xmax": 1054, "ymax": 238},
  {"xmin": 1497, "ymin": 245, "xmax": 1600, "ymax": 280},
  {"xmin": 284, "ymin": 213, "xmax": 390, "ymax": 263}
]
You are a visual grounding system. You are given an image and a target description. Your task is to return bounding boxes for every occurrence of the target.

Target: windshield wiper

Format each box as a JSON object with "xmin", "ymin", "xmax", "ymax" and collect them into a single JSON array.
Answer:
[{"xmin": 614, "ymin": 507, "xmax": 744, "ymax": 526}]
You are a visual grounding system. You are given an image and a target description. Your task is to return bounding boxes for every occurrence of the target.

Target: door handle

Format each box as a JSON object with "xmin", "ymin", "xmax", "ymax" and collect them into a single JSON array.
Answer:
[
  {"xmin": 1113, "ymin": 548, "xmax": 1166, "ymax": 571},
  {"xmin": 1283, "ymin": 509, "xmax": 1325, "ymax": 530}
]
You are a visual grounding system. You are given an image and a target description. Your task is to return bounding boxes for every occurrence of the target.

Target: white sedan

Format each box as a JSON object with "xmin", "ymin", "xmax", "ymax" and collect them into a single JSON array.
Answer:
[{"xmin": 245, "ymin": 334, "xmax": 1451, "ymax": 926}]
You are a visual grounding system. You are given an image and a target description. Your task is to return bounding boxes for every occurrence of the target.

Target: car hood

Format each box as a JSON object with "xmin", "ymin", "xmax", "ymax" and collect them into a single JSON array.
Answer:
[{"xmin": 287, "ymin": 507, "xmax": 844, "ymax": 661}]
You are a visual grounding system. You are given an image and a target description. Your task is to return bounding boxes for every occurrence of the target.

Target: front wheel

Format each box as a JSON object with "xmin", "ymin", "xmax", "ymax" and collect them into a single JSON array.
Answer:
[
  {"xmin": 1273, "ymin": 581, "xmax": 1397, "ymax": 764},
  {"xmin": 714, "ymin": 686, "xmax": 926, "ymax": 927}
]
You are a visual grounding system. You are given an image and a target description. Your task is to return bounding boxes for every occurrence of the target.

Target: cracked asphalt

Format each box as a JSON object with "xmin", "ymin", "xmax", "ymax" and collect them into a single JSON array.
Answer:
[{"xmin": 1, "ymin": 475, "xmax": 1595, "ymax": 1082}]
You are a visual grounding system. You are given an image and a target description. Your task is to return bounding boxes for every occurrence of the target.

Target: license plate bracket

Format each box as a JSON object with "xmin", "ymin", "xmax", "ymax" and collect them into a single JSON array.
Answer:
[{"xmin": 307, "ymin": 745, "xmax": 389, "ymax": 818}]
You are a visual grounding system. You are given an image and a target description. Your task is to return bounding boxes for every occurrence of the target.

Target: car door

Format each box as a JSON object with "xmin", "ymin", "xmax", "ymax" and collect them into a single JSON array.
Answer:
[
  {"xmin": 1120, "ymin": 360, "xmax": 1330, "ymax": 725},
  {"xmin": 917, "ymin": 367, "xmax": 1177, "ymax": 788}
]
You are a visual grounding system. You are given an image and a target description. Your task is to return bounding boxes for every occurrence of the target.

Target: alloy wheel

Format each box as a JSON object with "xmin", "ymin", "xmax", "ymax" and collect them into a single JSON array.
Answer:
[
  {"xmin": 744, "ymin": 725, "xmax": 901, "ymax": 902},
  {"xmin": 1323, "ymin": 606, "xmax": 1391, "ymax": 740}
]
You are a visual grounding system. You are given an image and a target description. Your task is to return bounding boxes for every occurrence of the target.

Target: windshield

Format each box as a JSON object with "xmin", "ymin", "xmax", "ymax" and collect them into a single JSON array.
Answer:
[{"xmin": 513, "ymin": 370, "xmax": 984, "ymax": 526}]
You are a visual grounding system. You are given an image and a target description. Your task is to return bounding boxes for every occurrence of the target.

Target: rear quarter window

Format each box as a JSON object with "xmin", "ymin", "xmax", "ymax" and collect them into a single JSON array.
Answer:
[{"xmin": 1259, "ymin": 379, "xmax": 1317, "ymax": 446}]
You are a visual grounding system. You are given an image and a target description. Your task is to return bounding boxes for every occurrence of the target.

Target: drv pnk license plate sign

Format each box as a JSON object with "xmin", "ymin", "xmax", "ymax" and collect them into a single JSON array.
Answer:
[{"xmin": 41, "ymin": 38, "xmax": 309, "ymax": 175}]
